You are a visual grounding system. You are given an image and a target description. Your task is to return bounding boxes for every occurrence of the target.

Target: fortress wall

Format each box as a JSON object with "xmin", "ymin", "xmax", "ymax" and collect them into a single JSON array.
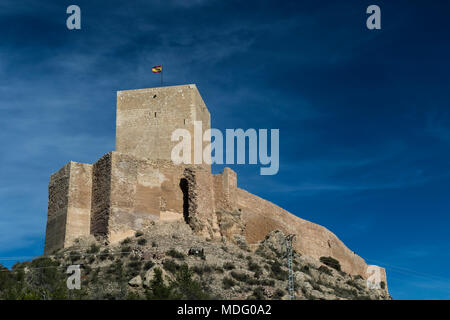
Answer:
[
  {"xmin": 44, "ymin": 162, "xmax": 92, "ymax": 254},
  {"xmin": 237, "ymin": 188, "xmax": 368, "ymax": 276},
  {"xmin": 44, "ymin": 163, "xmax": 71, "ymax": 254},
  {"xmin": 90, "ymin": 153, "xmax": 112, "ymax": 239},
  {"xmin": 107, "ymin": 152, "xmax": 186, "ymax": 243},
  {"xmin": 184, "ymin": 167, "xmax": 220, "ymax": 240},
  {"xmin": 64, "ymin": 162, "xmax": 92, "ymax": 246}
]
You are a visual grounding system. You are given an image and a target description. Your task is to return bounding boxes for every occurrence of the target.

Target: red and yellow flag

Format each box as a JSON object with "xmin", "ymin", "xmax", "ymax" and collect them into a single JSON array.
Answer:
[{"xmin": 152, "ymin": 65, "xmax": 162, "ymax": 73}]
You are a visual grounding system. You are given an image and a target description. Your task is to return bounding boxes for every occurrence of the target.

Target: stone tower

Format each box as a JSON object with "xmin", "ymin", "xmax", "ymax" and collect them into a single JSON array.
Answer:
[{"xmin": 116, "ymin": 84, "xmax": 211, "ymax": 167}]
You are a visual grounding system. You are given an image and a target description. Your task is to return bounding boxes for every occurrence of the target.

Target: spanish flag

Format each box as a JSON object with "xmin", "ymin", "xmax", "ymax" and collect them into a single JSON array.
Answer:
[{"xmin": 152, "ymin": 65, "xmax": 162, "ymax": 73}]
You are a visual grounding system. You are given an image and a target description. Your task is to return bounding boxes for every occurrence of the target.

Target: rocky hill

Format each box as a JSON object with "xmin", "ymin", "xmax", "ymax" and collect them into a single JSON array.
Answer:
[{"xmin": 0, "ymin": 221, "xmax": 390, "ymax": 300}]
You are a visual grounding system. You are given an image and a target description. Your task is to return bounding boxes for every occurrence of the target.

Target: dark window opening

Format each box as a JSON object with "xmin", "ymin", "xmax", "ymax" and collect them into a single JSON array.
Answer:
[
  {"xmin": 180, "ymin": 178, "xmax": 189, "ymax": 224},
  {"xmin": 154, "ymin": 112, "xmax": 157, "ymax": 117}
]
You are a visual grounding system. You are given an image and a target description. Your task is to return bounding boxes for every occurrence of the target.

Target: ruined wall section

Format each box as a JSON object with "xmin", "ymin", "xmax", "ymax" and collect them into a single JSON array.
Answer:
[
  {"xmin": 183, "ymin": 167, "xmax": 221, "ymax": 240},
  {"xmin": 64, "ymin": 163, "xmax": 92, "ymax": 246},
  {"xmin": 116, "ymin": 84, "xmax": 211, "ymax": 170},
  {"xmin": 44, "ymin": 162, "xmax": 92, "ymax": 254},
  {"xmin": 45, "ymin": 164, "xmax": 70, "ymax": 254},
  {"xmin": 213, "ymin": 168, "xmax": 245, "ymax": 240},
  {"xmin": 237, "ymin": 188, "xmax": 370, "ymax": 277}
]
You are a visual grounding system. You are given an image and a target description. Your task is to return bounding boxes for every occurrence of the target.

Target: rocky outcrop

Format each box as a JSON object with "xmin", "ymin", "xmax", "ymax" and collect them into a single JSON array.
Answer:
[{"xmin": 18, "ymin": 221, "xmax": 392, "ymax": 300}]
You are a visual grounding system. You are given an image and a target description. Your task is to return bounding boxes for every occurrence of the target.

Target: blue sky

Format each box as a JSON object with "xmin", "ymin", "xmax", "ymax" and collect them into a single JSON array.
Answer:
[{"xmin": 0, "ymin": 0, "xmax": 449, "ymax": 299}]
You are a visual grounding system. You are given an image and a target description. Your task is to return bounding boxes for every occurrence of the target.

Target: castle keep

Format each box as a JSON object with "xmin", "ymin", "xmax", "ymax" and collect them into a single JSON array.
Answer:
[{"xmin": 44, "ymin": 84, "xmax": 387, "ymax": 285}]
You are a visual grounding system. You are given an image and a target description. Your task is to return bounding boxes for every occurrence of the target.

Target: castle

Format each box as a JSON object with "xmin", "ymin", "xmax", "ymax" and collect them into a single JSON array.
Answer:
[{"xmin": 44, "ymin": 84, "xmax": 387, "ymax": 287}]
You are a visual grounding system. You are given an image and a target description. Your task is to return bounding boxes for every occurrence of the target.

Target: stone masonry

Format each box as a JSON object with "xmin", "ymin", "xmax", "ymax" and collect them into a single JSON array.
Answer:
[{"xmin": 44, "ymin": 84, "xmax": 387, "ymax": 287}]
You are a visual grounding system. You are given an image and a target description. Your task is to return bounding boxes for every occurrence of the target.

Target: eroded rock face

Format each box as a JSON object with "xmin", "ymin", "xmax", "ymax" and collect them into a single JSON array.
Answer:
[
  {"xmin": 216, "ymin": 209, "xmax": 245, "ymax": 242},
  {"xmin": 256, "ymin": 230, "xmax": 288, "ymax": 259}
]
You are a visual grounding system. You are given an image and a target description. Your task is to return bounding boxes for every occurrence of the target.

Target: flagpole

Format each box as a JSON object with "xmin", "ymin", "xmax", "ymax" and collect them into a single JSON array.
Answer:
[{"xmin": 161, "ymin": 64, "xmax": 163, "ymax": 86}]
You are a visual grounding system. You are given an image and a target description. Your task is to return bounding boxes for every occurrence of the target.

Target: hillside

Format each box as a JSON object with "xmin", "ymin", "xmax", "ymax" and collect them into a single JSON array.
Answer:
[{"xmin": 0, "ymin": 221, "xmax": 390, "ymax": 300}]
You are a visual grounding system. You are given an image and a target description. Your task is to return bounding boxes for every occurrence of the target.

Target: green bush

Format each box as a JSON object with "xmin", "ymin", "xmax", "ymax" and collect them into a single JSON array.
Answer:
[
  {"xmin": 166, "ymin": 248, "xmax": 186, "ymax": 260},
  {"xmin": 346, "ymin": 279, "xmax": 363, "ymax": 290},
  {"xmin": 147, "ymin": 264, "xmax": 211, "ymax": 300},
  {"xmin": 223, "ymin": 262, "xmax": 235, "ymax": 270},
  {"xmin": 300, "ymin": 265, "xmax": 311, "ymax": 275},
  {"xmin": 121, "ymin": 246, "xmax": 132, "ymax": 257},
  {"xmin": 137, "ymin": 238, "xmax": 147, "ymax": 246},
  {"xmin": 333, "ymin": 286, "xmax": 358, "ymax": 299},
  {"xmin": 274, "ymin": 289, "xmax": 285, "ymax": 299},
  {"xmin": 269, "ymin": 261, "xmax": 288, "ymax": 280},
  {"xmin": 121, "ymin": 238, "xmax": 132, "ymax": 245},
  {"xmin": 230, "ymin": 271, "xmax": 251, "ymax": 283},
  {"xmin": 99, "ymin": 248, "xmax": 111, "ymax": 261},
  {"xmin": 107, "ymin": 260, "xmax": 124, "ymax": 280},
  {"xmin": 146, "ymin": 267, "xmax": 177, "ymax": 299},
  {"xmin": 259, "ymin": 279, "xmax": 275, "ymax": 286},
  {"xmin": 192, "ymin": 265, "xmax": 213, "ymax": 276},
  {"xmin": 214, "ymin": 266, "xmax": 224, "ymax": 273},
  {"xmin": 247, "ymin": 261, "xmax": 261, "ymax": 274},
  {"xmin": 127, "ymin": 261, "xmax": 142, "ymax": 271},
  {"xmin": 69, "ymin": 251, "xmax": 82, "ymax": 263},
  {"xmin": 144, "ymin": 261, "xmax": 155, "ymax": 270},
  {"xmin": 173, "ymin": 264, "xmax": 211, "ymax": 300},
  {"xmin": 163, "ymin": 259, "xmax": 180, "ymax": 274},
  {"xmin": 250, "ymin": 286, "xmax": 265, "ymax": 300},
  {"xmin": 222, "ymin": 277, "xmax": 236, "ymax": 289},
  {"xmin": 87, "ymin": 243, "xmax": 100, "ymax": 254}
]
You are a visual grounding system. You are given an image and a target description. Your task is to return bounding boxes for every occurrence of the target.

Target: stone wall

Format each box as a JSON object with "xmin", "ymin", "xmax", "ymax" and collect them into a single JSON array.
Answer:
[
  {"xmin": 90, "ymin": 153, "xmax": 112, "ymax": 240},
  {"xmin": 108, "ymin": 152, "xmax": 186, "ymax": 243},
  {"xmin": 65, "ymin": 162, "xmax": 92, "ymax": 246},
  {"xmin": 45, "ymin": 164, "xmax": 70, "ymax": 254},
  {"xmin": 44, "ymin": 162, "xmax": 92, "ymax": 254},
  {"xmin": 183, "ymin": 167, "xmax": 220, "ymax": 240},
  {"xmin": 235, "ymin": 187, "xmax": 376, "ymax": 277},
  {"xmin": 213, "ymin": 168, "xmax": 238, "ymax": 212}
]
